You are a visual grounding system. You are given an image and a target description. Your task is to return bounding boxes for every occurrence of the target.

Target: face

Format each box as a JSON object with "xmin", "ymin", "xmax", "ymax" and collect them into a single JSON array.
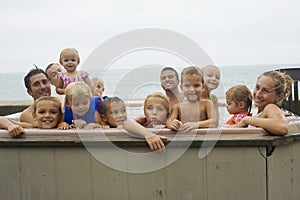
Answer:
[
  {"xmin": 253, "ymin": 75, "xmax": 283, "ymax": 111},
  {"xmin": 181, "ymin": 74, "xmax": 204, "ymax": 102},
  {"xmin": 226, "ymin": 98, "xmax": 240, "ymax": 115},
  {"xmin": 103, "ymin": 101, "xmax": 127, "ymax": 128},
  {"xmin": 144, "ymin": 97, "xmax": 168, "ymax": 123},
  {"xmin": 93, "ymin": 80, "xmax": 104, "ymax": 97},
  {"xmin": 203, "ymin": 67, "xmax": 220, "ymax": 91},
  {"xmin": 46, "ymin": 64, "xmax": 64, "ymax": 86},
  {"xmin": 27, "ymin": 73, "xmax": 51, "ymax": 100},
  {"xmin": 33, "ymin": 100, "xmax": 61, "ymax": 129},
  {"xmin": 70, "ymin": 95, "xmax": 91, "ymax": 116},
  {"xmin": 160, "ymin": 70, "xmax": 180, "ymax": 91},
  {"xmin": 60, "ymin": 52, "xmax": 79, "ymax": 72}
]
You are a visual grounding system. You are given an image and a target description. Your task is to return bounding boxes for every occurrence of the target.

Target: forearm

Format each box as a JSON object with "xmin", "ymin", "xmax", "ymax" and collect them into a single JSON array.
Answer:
[
  {"xmin": 56, "ymin": 87, "xmax": 65, "ymax": 95},
  {"xmin": 244, "ymin": 117, "xmax": 288, "ymax": 135},
  {"xmin": 198, "ymin": 118, "xmax": 218, "ymax": 128},
  {"xmin": 123, "ymin": 120, "xmax": 154, "ymax": 138}
]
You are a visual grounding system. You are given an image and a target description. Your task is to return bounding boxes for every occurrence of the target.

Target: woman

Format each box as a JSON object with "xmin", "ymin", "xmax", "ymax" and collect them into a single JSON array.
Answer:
[{"xmin": 234, "ymin": 70, "xmax": 293, "ymax": 135}]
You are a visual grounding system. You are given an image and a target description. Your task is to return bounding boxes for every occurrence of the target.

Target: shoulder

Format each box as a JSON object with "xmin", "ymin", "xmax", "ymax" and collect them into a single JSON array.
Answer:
[
  {"xmin": 20, "ymin": 106, "xmax": 33, "ymax": 123},
  {"xmin": 261, "ymin": 104, "xmax": 284, "ymax": 118}
]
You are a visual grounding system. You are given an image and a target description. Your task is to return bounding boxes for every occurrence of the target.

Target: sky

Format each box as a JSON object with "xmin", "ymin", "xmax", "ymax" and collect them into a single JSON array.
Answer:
[{"xmin": 0, "ymin": 0, "xmax": 300, "ymax": 73}]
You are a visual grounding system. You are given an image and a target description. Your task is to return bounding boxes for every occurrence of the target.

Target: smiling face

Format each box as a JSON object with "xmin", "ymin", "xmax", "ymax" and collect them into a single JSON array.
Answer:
[
  {"xmin": 27, "ymin": 73, "xmax": 51, "ymax": 100},
  {"xmin": 46, "ymin": 64, "xmax": 64, "ymax": 86},
  {"xmin": 160, "ymin": 69, "xmax": 180, "ymax": 91},
  {"xmin": 33, "ymin": 100, "xmax": 61, "ymax": 129},
  {"xmin": 103, "ymin": 101, "xmax": 127, "ymax": 128},
  {"xmin": 144, "ymin": 96, "xmax": 168, "ymax": 124},
  {"xmin": 203, "ymin": 66, "xmax": 220, "ymax": 91},
  {"xmin": 70, "ymin": 95, "xmax": 91, "ymax": 116},
  {"xmin": 181, "ymin": 74, "xmax": 204, "ymax": 102},
  {"xmin": 60, "ymin": 49, "xmax": 80, "ymax": 73},
  {"xmin": 253, "ymin": 75, "xmax": 283, "ymax": 112}
]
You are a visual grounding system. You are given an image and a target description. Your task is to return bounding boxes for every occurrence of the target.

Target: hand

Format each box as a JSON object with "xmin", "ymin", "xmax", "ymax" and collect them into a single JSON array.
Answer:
[
  {"xmin": 179, "ymin": 122, "xmax": 198, "ymax": 132},
  {"xmin": 57, "ymin": 122, "xmax": 72, "ymax": 130},
  {"xmin": 72, "ymin": 119, "xmax": 87, "ymax": 129},
  {"xmin": 234, "ymin": 116, "xmax": 251, "ymax": 128},
  {"xmin": 145, "ymin": 134, "xmax": 167, "ymax": 151},
  {"xmin": 153, "ymin": 124, "xmax": 166, "ymax": 129},
  {"xmin": 170, "ymin": 119, "xmax": 182, "ymax": 131},
  {"xmin": 8, "ymin": 124, "xmax": 24, "ymax": 137}
]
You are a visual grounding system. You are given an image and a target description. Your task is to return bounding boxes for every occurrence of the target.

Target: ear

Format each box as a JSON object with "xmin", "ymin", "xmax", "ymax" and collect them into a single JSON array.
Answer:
[
  {"xmin": 27, "ymin": 89, "xmax": 33, "ymax": 97},
  {"xmin": 32, "ymin": 112, "xmax": 37, "ymax": 121},
  {"xmin": 276, "ymin": 92, "xmax": 285, "ymax": 102},
  {"xmin": 238, "ymin": 101, "xmax": 245, "ymax": 109}
]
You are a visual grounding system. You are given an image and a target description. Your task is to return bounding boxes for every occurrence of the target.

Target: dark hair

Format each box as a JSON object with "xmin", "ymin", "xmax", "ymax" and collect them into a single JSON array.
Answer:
[
  {"xmin": 24, "ymin": 67, "xmax": 49, "ymax": 90},
  {"xmin": 45, "ymin": 63, "xmax": 59, "ymax": 74},
  {"xmin": 161, "ymin": 67, "xmax": 179, "ymax": 80},
  {"xmin": 226, "ymin": 85, "xmax": 253, "ymax": 114},
  {"xmin": 99, "ymin": 96, "xmax": 124, "ymax": 115}
]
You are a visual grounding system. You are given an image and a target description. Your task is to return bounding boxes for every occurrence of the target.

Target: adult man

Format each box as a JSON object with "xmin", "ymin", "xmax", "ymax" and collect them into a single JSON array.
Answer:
[
  {"xmin": 160, "ymin": 67, "xmax": 185, "ymax": 108},
  {"xmin": 20, "ymin": 68, "xmax": 51, "ymax": 123}
]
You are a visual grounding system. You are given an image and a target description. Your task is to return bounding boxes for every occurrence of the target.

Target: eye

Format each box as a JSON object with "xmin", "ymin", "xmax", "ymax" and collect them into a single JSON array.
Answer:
[
  {"xmin": 32, "ymin": 82, "xmax": 40, "ymax": 87},
  {"xmin": 64, "ymin": 59, "xmax": 68, "ymax": 62},
  {"xmin": 38, "ymin": 109, "xmax": 46, "ymax": 114},
  {"xmin": 97, "ymin": 85, "xmax": 102, "ymax": 89},
  {"xmin": 71, "ymin": 59, "xmax": 76, "ymax": 62},
  {"xmin": 121, "ymin": 109, "xmax": 126, "ymax": 113},
  {"xmin": 161, "ymin": 76, "xmax": 166, "ymax": 80}
]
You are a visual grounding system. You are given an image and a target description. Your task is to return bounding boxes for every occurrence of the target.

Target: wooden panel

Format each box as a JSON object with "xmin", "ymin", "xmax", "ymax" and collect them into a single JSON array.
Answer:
[
  {"xmin": 54, "ymin": 148, "xmax": 92, "ymax": 200},
  {"xmin": 0, "ymin": 148, "xmax": 21, "ymax": 200},
  {"xmin": 18, "ymin": 148, "xmax": 56, "ymax": 200},
  {"xmin": 206, "ymin": 147, "xmax": 266, "ymax": 200}
]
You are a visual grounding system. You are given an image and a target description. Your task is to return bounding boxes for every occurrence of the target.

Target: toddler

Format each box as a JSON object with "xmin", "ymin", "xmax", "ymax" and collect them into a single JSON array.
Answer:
[
  {"xmin": 99, "ymin": 97, "xmax": 167, "ymax": 151},
  {"xmin": 56, "ymin": 48, "xmax": 94, "ymax": 94},
  {"xmin": 64, "ymin": 82, "xmax": 105, "ymax": 129},
  {"xmin": 225, "ymin": 85, "xmax": 252, "ymax": 125},
  {"xmin": 45, "ymin": 63, "xmax": 65, "ymax": 87},
  {"xmin": 92, "ymin": 77, "xmax": 108, "ymax": 100},
  {"xmin": 166, "ymin": 66, "xmax": 218, "ymax": 132},
  {"xmin": 137, "ymin": 92, "xmax": 169, "ymax": 128}
]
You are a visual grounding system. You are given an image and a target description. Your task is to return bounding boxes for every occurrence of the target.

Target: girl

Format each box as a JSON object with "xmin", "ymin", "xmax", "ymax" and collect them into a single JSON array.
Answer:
[
  {"xmin": 137, "ymin": 92, "xmax": 170, "ymax": 128},
  {"xmin": 64, "ymin": 82, "xmax": 105, "ymax": 129},
  {"xmin": 0, "ymin": 96, "xmax": 69, "ymax": 137},
  {"xmin": 234, "ymin": 70, "xmax": 294, "ymax": 135},
  {"xmin": 99, "ymin": 97, "xmax": 167, "ymax": 151},
  {"xmin": 92, "ymin": 77, "xmax": 108, "ymax": 100},
  {"xmin": 225, "ymin": 85, "xmax": 252, "ymax": 126},
  {"xmin": 55, "ymin": 48, "xmax": 94, "ymax": 95}
]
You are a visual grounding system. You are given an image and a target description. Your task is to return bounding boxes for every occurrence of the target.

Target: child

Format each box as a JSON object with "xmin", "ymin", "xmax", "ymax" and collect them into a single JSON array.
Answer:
[
  {"xmin": 55, "ymin": 48, "xmax": 94, "ymax": 95},
  {"xmin": 137, "ymin": 92, "xmax": 170, "ymax": 128},
  {"xmin": 0, "ymin": 96, "xmax": 70, "ymax": 137},
  {"xmin": 99, "ymin": 97, "xmax": 167, "ymax": 151},
  {"xmin": 64, "ymin": 82, "xmax": 105, "ymax": 129},
  {"xmin": 225, "ymin": 85, "xmax": 252, "ymax": 126},
  {"xmin": 166, "ymin": 66, "xmax": 218, "ymax": 132},
  {"xmin": 201, "ymin": 65, "xmax": 221, "ymax": 117},
  {"xmin": 92, "ymin": 77, "xmax": 108, "ymax": 100}
]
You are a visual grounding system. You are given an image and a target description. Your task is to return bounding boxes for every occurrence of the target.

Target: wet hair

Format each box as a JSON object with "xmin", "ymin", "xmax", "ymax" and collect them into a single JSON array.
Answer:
[
  {"xmin": 33, "ymin": 96, "xmax": 63, "ymax": 123},
  {"xmin": 59, "ymin": 48, "xmax": 80, "ymax": 65},
  {"xmin": 161, "ymin": 67, "xmax": 180, "ymax": 80},
  {"xmin": 259, "ymin": 70, "xmax": 294, "ymax": 105},
  {"xmin": 24, "ymin": 67, "xmax": 49, "ymax": 90},
  {"xmin": 181, "ymin": 66, "xmax": 204, "ymax": 84},
  {"xmin": 226, "ymin": 85, "xmax": 253, "ymax": 114},
  {"xmin": 99, "ymin": 96, "xmax": 125, "ymax": 115},
  {"xmin": 45, "ymin": 63, "xmax": 61, "ymax": 74},
  {"xmin": 65, "ymin": 82, "xmax": 92, "ymax": 106},
  {"xmin": 144, "ymin": 92, "xmax": 170, "ymax": 116}
]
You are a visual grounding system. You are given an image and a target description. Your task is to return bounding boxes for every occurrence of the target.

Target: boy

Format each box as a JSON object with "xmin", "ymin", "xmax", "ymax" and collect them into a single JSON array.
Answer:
[{"xmin": 166, "ymin": 66, "xmax": 218, "ymax": 132}]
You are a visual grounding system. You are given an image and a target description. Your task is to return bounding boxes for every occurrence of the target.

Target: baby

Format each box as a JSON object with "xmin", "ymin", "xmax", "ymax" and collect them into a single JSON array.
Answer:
[
  {"xmin": 166, "ymin": 66, "xmax": 218, "ymax": 132},
  {"xmin": 92, "ymin": 77, "xmax": 108, "ymax": 100},
  {"xmin": 99, "ymin": 97, "xmax": 167, "ymax": 151},
  {"xmin": 225, "ymin": 85, "xmax": 252, "ymax": 126}
]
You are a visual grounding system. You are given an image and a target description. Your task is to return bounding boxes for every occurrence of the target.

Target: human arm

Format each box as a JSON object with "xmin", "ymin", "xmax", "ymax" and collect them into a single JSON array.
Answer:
[
  {"xmin": 166, "ymin": 104, "xmax": 182, "ymax": 131},
  {"xmin": 0, "ymin": 117, "xmax": 26, "ymax": 137},
  {"xmin": 122, "ymin": 120, "xmax": 167, "ymax": 151},
  {"xmin": 235, "ymin": 104, "xmax": 288, "ymax": 135},
  {"xmin": 55, "ymin": 78, "xmax": 65, "ymax": 95}
]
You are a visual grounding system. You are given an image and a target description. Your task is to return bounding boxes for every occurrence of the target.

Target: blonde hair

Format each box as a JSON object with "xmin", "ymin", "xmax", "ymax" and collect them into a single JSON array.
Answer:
[
  {"xmin": 181, "ymin": 66, "xmax": 204, "ymax": 84},
  {"xmin": 144, "ymin": 92, "xmax": 170, "ymax": 115},
  {"xmin": 259, "ymin": 70, "xmax": 294, "ymax": 106},
  {"xmin": 59, "ymin": 48, "xmax": 80, "ymax": 65},
  {"xmin": 65, "ymin": 82, "xmax": 92, "ymax": 106},
  {"xmin": 92, "ymin": 77, "xmax": 104, "ymax": 87},
  {"xmin": 33, "ymin": 96, "xmax": 63, "ymax": 119},
  {"xmin": 226, "ymin": 85, "xmax": 253, "ymax": 114},
  {"xmin": 202, "ymin": 65, "xmax": 220, "ymax": 74}
]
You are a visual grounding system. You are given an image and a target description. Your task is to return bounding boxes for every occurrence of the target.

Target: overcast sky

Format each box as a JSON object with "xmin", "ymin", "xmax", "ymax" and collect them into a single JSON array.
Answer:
[{"xmin": 0, "ymin": 0, "xmax": 299, "ymax": 73}]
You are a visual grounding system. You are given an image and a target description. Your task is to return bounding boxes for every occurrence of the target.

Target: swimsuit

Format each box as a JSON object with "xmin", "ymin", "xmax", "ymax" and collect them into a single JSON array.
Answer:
[
  {"xmin": 226, "ymin": 112, "xmax": 252, "ymax": 125},
  {"xmin": 59, "ymin": 71, "xmax": 89, "ymax": 89}
]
